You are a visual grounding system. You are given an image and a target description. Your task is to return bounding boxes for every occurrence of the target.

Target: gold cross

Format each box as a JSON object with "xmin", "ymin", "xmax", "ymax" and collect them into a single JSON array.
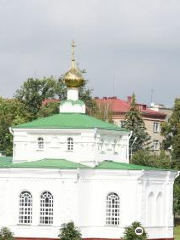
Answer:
[{"xmin": 71, "ymin": 40, "xmax": 76, "ymax": 67}]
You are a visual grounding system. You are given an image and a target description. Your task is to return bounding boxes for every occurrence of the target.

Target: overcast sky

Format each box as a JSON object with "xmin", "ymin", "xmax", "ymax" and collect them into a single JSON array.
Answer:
[{"xmin": 0, "ymin": 0, "xmax": 180, "ymax": 106}]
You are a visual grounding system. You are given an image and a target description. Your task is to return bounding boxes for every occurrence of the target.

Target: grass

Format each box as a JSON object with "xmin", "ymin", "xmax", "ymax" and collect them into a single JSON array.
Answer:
[{"xmin": 174, "ymin": 225, "xmax": 180, "ymax": 240}]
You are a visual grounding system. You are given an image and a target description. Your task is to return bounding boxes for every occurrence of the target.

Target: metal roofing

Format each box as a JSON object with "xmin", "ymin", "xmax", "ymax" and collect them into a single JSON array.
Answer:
[
  {"xmin": 13, "ymin": 113, "xmax": 128, "ymax": 131},
  {"xmin": 0, "ymin": 158, "xmax": 171, "ymax": 171},
  {"xmin": 95, "ymin": 97, "xmax": 166, "ymax": 119},
  {"xmin": 94, "ymin": 160, "xmax": 169, "ymax": 171},
  {"xmin": 0, "ymin": 158, "xmax": 89, "ymax": 169}
]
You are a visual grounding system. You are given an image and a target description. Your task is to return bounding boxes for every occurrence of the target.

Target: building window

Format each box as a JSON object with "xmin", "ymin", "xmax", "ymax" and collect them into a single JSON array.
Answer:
[
  {"xmin": 38, "ymin": 137, "xmax": 44, "ymax": 149},
  {"xmin": 67, "ymin": 137, "xmax": 73, "ymax": 151},
  {"xmin": 153, "ymin": 122, "xmax": 160, "ymax": 133},
  {"xmin": 119, "ymin": 121, "xmax": 126, "ymax": 128},
  {"xmin": 40, "ymin": 191, "xmax": 53, "ymax": 225},
  {"xmin": 153, "ymin": 140, "xmax": 160, "ymax": 151},
  {"xmin": 106, "ymin": 192, "xmax": 120, "ymax": 225},
  {"xmin": 19, "ymin": 191, "xmax": 32, "ymax": 224}
]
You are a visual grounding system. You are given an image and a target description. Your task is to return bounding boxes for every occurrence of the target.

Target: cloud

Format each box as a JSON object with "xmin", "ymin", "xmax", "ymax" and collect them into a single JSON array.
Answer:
[{"xmin": 0, "ymin": 0, "xmax": 180, "ymax": 106}]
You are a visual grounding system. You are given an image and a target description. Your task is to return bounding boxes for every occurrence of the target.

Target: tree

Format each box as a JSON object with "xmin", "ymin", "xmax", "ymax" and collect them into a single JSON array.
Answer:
[
  {"xmin": 124, "ymin": 94, "xmax": 151, "ymax": 154},
  {"xmin": 0, "ymin": 98, "xmax": 30, "ymax": 155},
  {"xmin": 131, "ymin": 150, "xmax": 171, "ymax": 169},
  {"xmin": 15, "ymin": 77, "xmax": 98, "ymax": 119},
  {"xmin": 37, "ymin": 101, "xmax": 60, "ymax": 118},
  {"xmin": 14, "ymin": 77, "xmax": 59, "ymax": 119},
  {"xmin": 0, "ymin": 227, "xmax": 14, "ymax": 240},
  {"xmin": 122, "ymin": 221, "xmax": 148, "ymax": 240},
  {"xmin": 161, "ymin": 97, "xmax": 180, "ymax": 160},
  {"xmin": 58, "ymin": 221, "xmax": 81, "ymax": 240},
  {"xmin": 93, "ymin": 100, "xmax": 113, "ymax": 123}
]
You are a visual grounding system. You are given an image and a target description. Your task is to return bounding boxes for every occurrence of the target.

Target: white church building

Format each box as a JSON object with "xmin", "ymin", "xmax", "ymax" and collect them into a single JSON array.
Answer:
[{"xmin": 0, "ymin": 43, "xmax": 178, "ymax": 240}]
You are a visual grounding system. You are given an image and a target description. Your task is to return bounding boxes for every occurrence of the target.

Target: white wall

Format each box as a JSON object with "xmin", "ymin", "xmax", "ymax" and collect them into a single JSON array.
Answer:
[
  {"xmin": 12, "ymin": 128, "xmax": 130, "ymax": 165},
  {"xmin": 0, "ymin": 168, "xmax": 176, "ymax": 239}
]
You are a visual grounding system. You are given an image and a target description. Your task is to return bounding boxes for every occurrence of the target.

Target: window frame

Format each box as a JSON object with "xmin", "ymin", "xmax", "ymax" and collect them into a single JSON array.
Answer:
[
  {"xmin": 19, "ymin": 191, "xmax": 33, "ymax": 225},
  {"xmin": 67, "ymin": 137, "xmax": 74, "ymax": 151},
  {"xmin": 153, "ymin": 122, "xmax": 160, "ymax": 133},
  {"xmin": 153, "ymin": 140, "xmax": 160, "ymax": 151},
  {"xmin": 38, "ymin": 137, "xmax": 44, "ymax": 150},
  {"xmin": 106, "ymin": 192, "xmax": 120, "ymax": 226},
  {"xmin": 40, "ymin": 191, "xmax": 53, "ymax": 225}
]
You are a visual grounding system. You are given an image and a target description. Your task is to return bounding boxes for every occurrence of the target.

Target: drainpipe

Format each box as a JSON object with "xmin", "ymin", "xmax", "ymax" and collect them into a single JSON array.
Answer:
[{"xmin": 9, "ymin": 127, "xmax": 14, "ymax": 135}]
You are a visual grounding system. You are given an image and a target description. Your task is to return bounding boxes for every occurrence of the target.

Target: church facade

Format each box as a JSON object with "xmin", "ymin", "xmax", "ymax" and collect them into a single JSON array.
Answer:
[{"xmin": 0, "ymin": 43, "xmax": 178, "ymax": 240}]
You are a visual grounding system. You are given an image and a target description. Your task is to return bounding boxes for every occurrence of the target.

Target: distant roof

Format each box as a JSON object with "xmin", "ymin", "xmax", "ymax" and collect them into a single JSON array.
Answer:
[
  {"xmin": 0, "ymin": 158, "xmax": 172, "ymax": 171},
  {"xmin": 95, "ymin": 97, "xmax": 166, "ymax": 119},
  {"xmin": 13, "ymin": 113, "xmax": 128, "ymax": 131}
]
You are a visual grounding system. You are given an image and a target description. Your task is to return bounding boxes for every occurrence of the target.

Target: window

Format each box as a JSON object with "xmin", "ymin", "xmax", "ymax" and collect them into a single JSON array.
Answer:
[
  {"xmin": 19, "ymin": 191, "xmax": 32, "ymax": 224},
  {"xmin": 67, "ymin": 137, "xmax": 73, "ymax": 151},
  {"xmin": 40, "ymin": 191, "xmax": 53, "ymax": 225},
  {"xmin": 38, "ymin": 137, "xmax": 44, "ymax": 149},
  {"xmin": 119, "ymin": 121, "xmax": 126, "ymax": 128},
  {"xmin": 153, "ymin": 140, "xmax": 159, "ymax": 151},
  {"xmin": 153, "ymin": 122, "xmax": 160, "ymax": 133},
  {"xmin": 106, "ymin": 192, "xmax": 120, "ymax": 225}
]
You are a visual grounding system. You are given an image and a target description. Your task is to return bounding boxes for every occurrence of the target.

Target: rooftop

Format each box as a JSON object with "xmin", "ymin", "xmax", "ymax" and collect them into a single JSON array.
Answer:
[
  {"xmin": 95, "ymin": 96, "xmax": 166, "ymax": 119},
  {"xmin": 0, "ymin": 157, "xmax": 171, "ymax": 171},
  {"xmin": 13, "ymin": 113, "xmax": 128, "ymax": 131}
]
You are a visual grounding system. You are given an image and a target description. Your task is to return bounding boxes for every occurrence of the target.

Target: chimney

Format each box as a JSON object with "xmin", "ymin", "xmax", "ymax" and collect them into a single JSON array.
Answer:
[
  {"xmin": 142, "ymin": 104, "xmax": 146, "ymax": 110},
  {"xmin": 127, "ymin": 96, "xmax": 132, "ymax": 103}
]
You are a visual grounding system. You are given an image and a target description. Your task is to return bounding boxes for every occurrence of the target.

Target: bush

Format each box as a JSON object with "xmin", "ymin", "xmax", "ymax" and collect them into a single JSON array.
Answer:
[
  {"xmin": 131, "ymin": 150, "xmax": 171, "ymax": 169},
  {"xmin": 58, "ymin": 221, "xmax": 81, "ymax": 240},
  {"xmin": 122, "ymin": 221, "xmax": 148, "ymax": 240},
  {"xmin": 0, "ymin": 227, "xmax": 14, "ymax": 240}
]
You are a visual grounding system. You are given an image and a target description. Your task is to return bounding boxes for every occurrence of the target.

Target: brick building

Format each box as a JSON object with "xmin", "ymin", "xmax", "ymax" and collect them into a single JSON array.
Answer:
[{"xmin": 95, "ymin": 96, "xmax": 167, "ymax": 152}]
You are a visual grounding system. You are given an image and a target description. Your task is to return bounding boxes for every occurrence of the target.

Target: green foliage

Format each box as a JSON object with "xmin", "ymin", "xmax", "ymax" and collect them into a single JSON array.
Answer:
[
  {"xmin": 0, "ymin": 227, "xmax": 14, "ymax": 240},
  {"xmin": 93, "ymin": 101, "xmax": 113, "ymax": 123},
  {"xmin": 161, "ymin": 97, "xmax": 180, "ymax": 160},
  {"xmin": 174, "ymin": 178, "xmax": 180, "ymax": 218},
  {"xmin": 122, "ymin": 221, "xmax": 148, "ymax": 240},
  {"xmin": 15, "ymin": 77, "xmax": 97, "ymax": 119},
  {"xmin": 37, "ymin": 102, "xmax": 59, "ymax": 118},
  {"xmin": 14, "ymin": 77, "xmax": 59, "ymax": 119},
  {"xmin": 58, "ymin": 221, "xmax": 81, "ymax": 240},
  {"xmin": 0, "ymin": 98, "xmax": 30, "ymax": 155},
  {"xmin": 131, "ymin": 150, "xmax": 171, "ymax": 169},
  {"xmin": 124, "ymin": 94, "xmax": 151, "ymax": 153}
]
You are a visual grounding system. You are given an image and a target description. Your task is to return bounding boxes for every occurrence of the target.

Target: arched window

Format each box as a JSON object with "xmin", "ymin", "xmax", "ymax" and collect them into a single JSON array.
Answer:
[
  {"xmin": 67, "ymin": 137, "xmax": 73, "ymax": 151},
  {"xmin": 40, "ymin": 191, "xmax": 53, "ymax": 225},
  {"xmin": 38, "ymin": 137, "xmax": 44, "ymax": 149},
  {"xmin": 19, "ymin": 191, "xmax": 32, "ymax": 224},
  {"xmin": 106, "ymin": 192, "xmax": 120, "ymax": 225}
]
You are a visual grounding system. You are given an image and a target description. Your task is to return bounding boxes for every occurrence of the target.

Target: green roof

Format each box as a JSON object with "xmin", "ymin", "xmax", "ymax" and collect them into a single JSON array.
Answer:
[
  {"xmin": 13, "ymin": 113, "xmax": 127, "ymax": 132},
  {"xmin": 0, "ymin": 158, "xmax": 89, "ymax": 169},
  {"xmin": 94, "ymin": 160, "xmax": 170, "ymax": 171},
  {"xmin": 0, "ymin": 158, "xmax": 171, "ymax": 171}
]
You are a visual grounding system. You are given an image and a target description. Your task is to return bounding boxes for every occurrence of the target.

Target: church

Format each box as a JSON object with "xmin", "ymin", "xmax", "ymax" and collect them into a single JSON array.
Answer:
[{"xmin": 0, "ymin": 43, "xmax": 178, "ymax": 240}]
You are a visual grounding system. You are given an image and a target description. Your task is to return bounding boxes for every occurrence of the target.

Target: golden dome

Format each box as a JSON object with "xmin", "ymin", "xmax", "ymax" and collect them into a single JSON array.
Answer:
[{"xmin": 63, "ymin": 41, "xmax": 85, "ymax": 88}]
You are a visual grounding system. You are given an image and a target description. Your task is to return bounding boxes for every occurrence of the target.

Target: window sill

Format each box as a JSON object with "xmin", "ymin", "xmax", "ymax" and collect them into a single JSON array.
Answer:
[
  {"xmin": 38, "ymin": 224, "xmax": 53, "ymax": 226},
  {"xmin": 17, "ymin": 224, "xmax": 32, "ymax": 226}
]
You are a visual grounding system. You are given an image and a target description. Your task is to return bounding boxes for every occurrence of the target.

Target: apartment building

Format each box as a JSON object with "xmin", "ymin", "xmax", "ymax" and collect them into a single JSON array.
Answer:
[{"xmin": 95, "ymin": 96, "xmax": 167, "ymax": 152}]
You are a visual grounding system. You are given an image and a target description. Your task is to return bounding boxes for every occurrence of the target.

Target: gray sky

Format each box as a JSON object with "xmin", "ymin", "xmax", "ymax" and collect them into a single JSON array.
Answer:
[{"xmin": 0, "ymin": 0, "xmax": 180, "ymax": 106}]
